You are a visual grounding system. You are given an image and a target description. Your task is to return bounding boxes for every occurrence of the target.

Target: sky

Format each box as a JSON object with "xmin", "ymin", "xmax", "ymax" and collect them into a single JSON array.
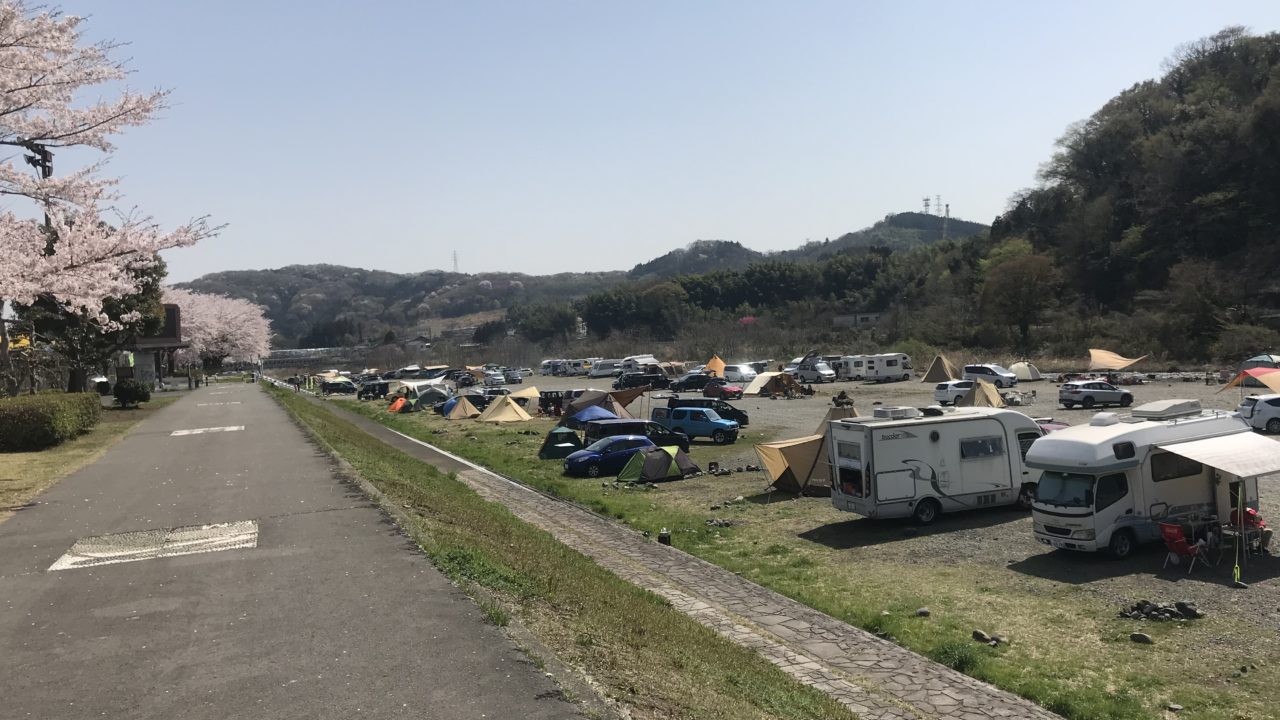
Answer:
[{"xmin": 66, "ymin": 1, "xmax": 1280, "ymax": 282}]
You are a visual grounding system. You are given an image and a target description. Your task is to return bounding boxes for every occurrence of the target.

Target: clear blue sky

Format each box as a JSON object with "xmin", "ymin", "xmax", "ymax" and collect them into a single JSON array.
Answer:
[{"xmin": 74, "ymin": 1, "xmax": 1280, "ymax": 282}]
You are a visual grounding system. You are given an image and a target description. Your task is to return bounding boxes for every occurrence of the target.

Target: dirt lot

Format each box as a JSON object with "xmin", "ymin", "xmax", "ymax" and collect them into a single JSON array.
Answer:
[{"xmin": 522, "ymin": 372, "xmax": 1280, "ymax": 638}]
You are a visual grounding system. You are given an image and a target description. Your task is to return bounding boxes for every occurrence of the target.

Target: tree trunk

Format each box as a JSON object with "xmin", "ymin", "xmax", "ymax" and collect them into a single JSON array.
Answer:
[{"xmin": 66, "ymin": 367, "xmax": 88, "ymax": 393}]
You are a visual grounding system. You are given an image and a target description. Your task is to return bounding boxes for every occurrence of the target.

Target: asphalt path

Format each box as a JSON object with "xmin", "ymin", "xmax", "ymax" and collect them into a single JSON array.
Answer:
[{"xmin": 0, "ymin": 382, "xmax": 580, "ymax": 719}]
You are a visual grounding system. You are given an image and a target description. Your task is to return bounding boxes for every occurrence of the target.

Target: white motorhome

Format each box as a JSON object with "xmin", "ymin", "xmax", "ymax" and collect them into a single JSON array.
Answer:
[
  {"xmin": 829, "ymin": 406, "xmax": 1045, "ymax": 524},
  {"xmin": 588, "ymin": 359, "xmax": 623, "ymax": 378},
  {"xmin": 835, "ymin": 355, "xmax": 872, "ymax": 380},
  {"xmin": 621, "ymin": 354, "xmax": 660, "ymax": 374},
  {"xmin": 1026, "ymin": 399, "xmax": 1280, "ymax": 558},
  {"xmin": 865, "ymin": 353, "xmax": 913, "ymax": 382}
]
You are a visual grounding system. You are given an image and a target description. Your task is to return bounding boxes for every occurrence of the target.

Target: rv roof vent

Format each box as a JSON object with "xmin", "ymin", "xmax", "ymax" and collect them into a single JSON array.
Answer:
[
  {"xmin": 1090, "ymin": 412, "xmax": 1121, "ymax": 427},
  {"xmin": 1130, "ymin": 399, "xmax": 1202, "ymax": 420},
  {"xmin": 920, "ymin": 405, "xmax": 945, "ymax": 417},
  {"xmin": 873, "ymin": 406, "xmax": 920, "ymax": 420}
]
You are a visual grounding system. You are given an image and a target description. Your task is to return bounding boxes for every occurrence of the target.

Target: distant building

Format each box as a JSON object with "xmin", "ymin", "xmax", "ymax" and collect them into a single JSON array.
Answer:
[{"xmin": 833, "ymin": 312, "xmax": 882, "ymax": 329}]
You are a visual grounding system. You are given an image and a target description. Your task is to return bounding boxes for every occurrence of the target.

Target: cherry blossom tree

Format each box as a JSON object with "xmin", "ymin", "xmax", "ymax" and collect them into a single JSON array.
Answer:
[
  {"xmin": 163, "ymin": 288, "xmax": 272, "ymax": 370},
  {"xmin": 0, "ymin": 2, "xmax": 217, "ymax": 393}
]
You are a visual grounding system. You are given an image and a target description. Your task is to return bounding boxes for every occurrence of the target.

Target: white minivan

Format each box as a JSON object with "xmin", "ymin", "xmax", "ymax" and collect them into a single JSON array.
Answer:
[{"xmin": 722, "ymin": 364, "xmax": 758, "ymax": 383}]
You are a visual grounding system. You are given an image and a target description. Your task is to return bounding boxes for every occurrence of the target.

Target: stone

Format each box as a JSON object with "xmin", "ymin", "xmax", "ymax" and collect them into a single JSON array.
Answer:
[
  {"xmin": 1167, "ymin": 703, "xmax": 1183, "ymax": 712},
  {"xmin": 915, "ymin": 607, "xmax": 930, "ymax": 617},
  {"xmin": 710, "ymin": 504, "xmax": 721, "ymax": 511},
  {"xmin": 1130, "ymin": 632, "xmax": 1154, "ymax": 644},
  {"xmin": 972, "ymin": 629, "xmax": 991, "ymax": 643},
  {"xmin": 734, "ymin": 496, "xmax": 744, "ymax": 503}
]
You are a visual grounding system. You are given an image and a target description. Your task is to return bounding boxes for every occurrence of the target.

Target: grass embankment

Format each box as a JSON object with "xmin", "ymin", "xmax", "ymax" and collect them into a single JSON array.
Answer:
[
  {"xmin": 0, "ymin": 397, "xmax": 178, "ymax": 524},
  {"xmin": 265, "ymin": 385, "xmax": 854, "ymax": 720},
  {"xmin": 335, "ymin": 398, "xmax": 1279, "ymax": 720}
]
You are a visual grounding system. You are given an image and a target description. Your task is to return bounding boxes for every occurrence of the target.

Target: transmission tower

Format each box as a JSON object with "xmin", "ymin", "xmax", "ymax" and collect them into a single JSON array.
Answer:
[
  {"xmin": 452, "ymin": 251, "xmax": 458, "ymax": 273},
  {"xmin": 922, "ymin": 196, "xmax": 931, "ymax": 215},
  {"xmin": 935, "ymin": 195, "xmax": 942, "ymax": 216}
]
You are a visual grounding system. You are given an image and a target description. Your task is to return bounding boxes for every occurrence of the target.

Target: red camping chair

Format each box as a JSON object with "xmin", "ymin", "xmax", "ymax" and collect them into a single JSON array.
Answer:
[{"xmin": 1160, "ymin": 522, "xmax": 1212, "ymax": 575}]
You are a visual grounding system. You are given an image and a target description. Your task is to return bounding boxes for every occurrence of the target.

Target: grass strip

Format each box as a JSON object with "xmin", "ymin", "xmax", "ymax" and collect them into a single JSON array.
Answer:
[
  {"xmin": 266, "ymin": 385, "xmax": 856, "ymax": 720},
  {"xmin": 335, "ymin": 398, "xmax": 1280, "ymax": 720}
]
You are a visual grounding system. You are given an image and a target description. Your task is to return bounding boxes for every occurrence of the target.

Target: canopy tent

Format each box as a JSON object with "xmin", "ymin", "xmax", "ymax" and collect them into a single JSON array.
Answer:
[
  {"xmin": 1218, "ymin": 367, "xmax": 1280, "ymax": 395},
  {"xmin": 609, "ymin": 387, "xmax": 648, "ymax": 408},
  {"xmin": 955, "ymin": 378, "xmax": 1006, "ymax": 407},
  {"xmin": 920, "ymin": 355, "xmax": 960, "ymax": 383},
  {"xmin": 564, "ymin": 390, "xmax": 634, "ymax": 420},
  {"xmin": 704, "ymin": 355, "xmax": 727, "ymax": 378},
  {"xmin": 538, "ymin": 426, "xmax": 583, "ymax": 459},
  {"xmin": 1010, "ymin": 361, "xmax": 1043, "ymax": 381},
  {"xmin": 1158, "ymin": 432, "xmax": 1280, "ymax": 479},
  {"xmin": 743, "ymin": 371, "xmax": 803, "ymax": 396},
  {"xmin": 755, "ymin": 435, "xmax": 826, "ymax": 495},
  {"xmin": 617, "ymin": 446, "xmax": 699, "ymax": 483},
  {"xmin": 567, "ymin": 405, "xmax": 619, "ymax": 428},
  {"xmin": 1088, "ymin": 349, "xmax": 1148, "ymax": 371},
  {"xmin": 1242, "ymin": 354, "xmax": 1280, "ymax": 370},
  {"xmin": 446, "ymin": 396, "xmax": 481, "ymax": 420},
  {"xmin": 477, "ymin": 395, "xmax": 532, "ymax": 423}
]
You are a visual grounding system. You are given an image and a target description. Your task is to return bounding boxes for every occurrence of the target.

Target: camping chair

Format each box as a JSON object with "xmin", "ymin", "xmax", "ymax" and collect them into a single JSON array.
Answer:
[{"xmin": 1160, "ymin": 522, "xmax": 1213, "ymax": 575}]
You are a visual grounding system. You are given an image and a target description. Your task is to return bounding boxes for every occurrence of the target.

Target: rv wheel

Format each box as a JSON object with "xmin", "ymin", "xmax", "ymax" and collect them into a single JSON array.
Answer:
[
  {"xmin": 1018, "ymin": 484, "xmax": 1036, "ymax": 510},
  {"xmin": 586, "ymin": 463, "xmax": 601, "ymax": 478},
  {"xmin": 912, "ymin": 498, "xmax": 941, "ymax": 525},
  {"xmin": 1267, "ymin": 418, "xmax": 1280, "ymax": 434},
  {"xmin": 1108, "ymin": 530, "xmax": 1135, "ymax": 559}
]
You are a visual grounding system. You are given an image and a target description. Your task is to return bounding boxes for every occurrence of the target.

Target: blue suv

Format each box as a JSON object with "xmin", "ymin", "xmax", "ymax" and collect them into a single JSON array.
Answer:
[{"xmin": 650, "ymin": 407, "xmax": 739, "ymax": 444}]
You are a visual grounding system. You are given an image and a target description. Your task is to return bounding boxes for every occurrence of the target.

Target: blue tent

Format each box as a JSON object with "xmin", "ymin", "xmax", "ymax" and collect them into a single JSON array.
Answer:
[
  {"xmin": 568, "ymin": 404, "xmax": 618, "ymax": 429},
  {"xmin": 440, "ymin": 397, "xmax": 459, "ymax": 416}
]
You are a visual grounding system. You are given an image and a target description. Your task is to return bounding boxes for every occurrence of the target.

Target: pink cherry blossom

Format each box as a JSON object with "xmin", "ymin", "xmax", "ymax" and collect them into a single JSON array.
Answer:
[{"xmin": 163, "ymin": 288, "xmax": 272, "ymax": 366}]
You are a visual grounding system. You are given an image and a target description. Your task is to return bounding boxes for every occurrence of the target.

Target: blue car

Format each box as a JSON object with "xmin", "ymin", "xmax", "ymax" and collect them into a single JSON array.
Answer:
[{"xmin": 563, "ymin": 435, "xmax": 656, "ymax": 477}]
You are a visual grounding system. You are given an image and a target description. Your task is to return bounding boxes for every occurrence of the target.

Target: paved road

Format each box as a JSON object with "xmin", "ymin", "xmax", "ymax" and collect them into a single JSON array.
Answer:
[{"xmin": 0, "ymin": 383, "xmax": 580, "ymax": 719}]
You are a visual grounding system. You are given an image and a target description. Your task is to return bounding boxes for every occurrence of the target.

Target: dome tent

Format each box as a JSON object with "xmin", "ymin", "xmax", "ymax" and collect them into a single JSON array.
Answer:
[{"xmin": 1009, "ymin": 361, "xmax": 1042, "ymax": 382}]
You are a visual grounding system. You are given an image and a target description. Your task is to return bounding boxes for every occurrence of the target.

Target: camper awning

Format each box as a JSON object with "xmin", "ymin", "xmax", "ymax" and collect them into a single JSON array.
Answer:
[{"xmin": 1157, "ymin": 432, "xmax": 1280, "ymax": 479}]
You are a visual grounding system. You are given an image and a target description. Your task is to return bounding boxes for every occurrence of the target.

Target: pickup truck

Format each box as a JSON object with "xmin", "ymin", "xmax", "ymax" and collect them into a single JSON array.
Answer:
[{"xmin": 651, "ymin": 406, "xmax": 739, "ymax": 444}]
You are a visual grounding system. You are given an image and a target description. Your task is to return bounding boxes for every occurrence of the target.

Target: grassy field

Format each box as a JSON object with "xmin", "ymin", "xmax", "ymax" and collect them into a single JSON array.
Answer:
[
  {"xmin": 266, "ymin": 385, "xmax": 856, "ymax": 720},
  {"xmin": 0, "ymin": 397, "xmax": 178, "ymax": 524},
  {"xmin": 335, "ymin": 397, "xmax": 1280, "ymax": 720}
]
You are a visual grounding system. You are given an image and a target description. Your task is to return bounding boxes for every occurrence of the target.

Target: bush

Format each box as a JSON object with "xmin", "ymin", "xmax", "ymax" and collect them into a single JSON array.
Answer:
[
  {"xmin": 113, "ymin": 378, "xmax": 152, "ymax": 408},
  {"xmin": 0, "ymin": 392, "xmax": 101, "ymax": 451}
]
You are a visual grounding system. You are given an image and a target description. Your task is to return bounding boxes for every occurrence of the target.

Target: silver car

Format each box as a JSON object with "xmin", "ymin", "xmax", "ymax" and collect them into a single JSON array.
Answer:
[
  {"xmin": 1238, "ymin": 394, "xmax": 1280, "ymax": 433},
  {"xmin": 1058, "ymin": 380, "xmax": 1133, "ymax": 409}
]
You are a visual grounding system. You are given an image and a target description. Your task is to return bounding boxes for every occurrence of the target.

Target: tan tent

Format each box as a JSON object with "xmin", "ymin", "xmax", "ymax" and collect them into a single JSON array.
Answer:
[
  {"xmin": 955, "ymin": 378, "xmax": 1006, "ymax": 408},
  {"xmin": 920, "ymin": 354, "xmax": 960, "ymax": 383},
  {"xmin": 565, "ymin": 390, "xmax": 634, "ymax": 419},
  {"xmin": 477, "ymin": 395, "xmax": 532, "ymax": 423},
  {"xmin": 508, "ymin": 386, "xmax": 540, "ymax": 399},
  {"xmin": 609, "ymin": 387, "xmax": 647, "ymax": 408},
  {"xmin": 743, "ymin": 371, "xmax": 803, "ymax": 396},
  {"xmin": 704, "ymin": 355, "xmax": 727, "ymax": 378},
  {"xmin": 1088, "ymin": 349, "xmax": 1148, "ymax": 371},
  {"xmin": 446, "ymin": 396, "xmax": 481, "ymax": 419},
  {"xmin": 755, "ymin": 435, "xmax": 825, "ymax": 495},
  {"xmin": 1009, "ymin": 361, "xmax": 1042, "ymax": 381},
  {"xmin": 814, "ymin": 406, "xmax": 858, "ymax": 435}
]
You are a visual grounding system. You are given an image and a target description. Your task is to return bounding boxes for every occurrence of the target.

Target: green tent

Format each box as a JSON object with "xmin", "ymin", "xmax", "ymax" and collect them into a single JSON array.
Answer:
[
  {"xmin": 617, "ymin": 446, "xmax": 699, "ymax": 483},
  {"xmin": 538, "ymin": 426, "xmax": 583, "ymax": 460}
]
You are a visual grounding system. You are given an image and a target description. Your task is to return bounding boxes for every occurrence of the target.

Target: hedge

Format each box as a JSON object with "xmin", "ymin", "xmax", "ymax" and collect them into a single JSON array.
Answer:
[{"xmin": 0, "ymin": 391, "xmax": 102, "ymax": 451}]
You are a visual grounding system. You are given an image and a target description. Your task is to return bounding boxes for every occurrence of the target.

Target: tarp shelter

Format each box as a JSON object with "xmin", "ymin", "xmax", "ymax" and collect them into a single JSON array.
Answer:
[
  {"xmin": 1240, "ymin": 355, "xmax": 1280, "ymax": 387},
  {"xmin": 1218, "ymin": 367, "xmax": 1280, "ymax": 395},
  {"xmin": 1010, "ymin": 361, "xmax": 1043, "ymax": 381},
  {"xmin": 564, "ymin": 390, "xmax": 634, "ymax": 420},
  {"xmin": 609, "ymin": 387, "xmax": 648, "ymax": 408},
  {"xmin": 477, "ymin": 395, "xmax": 532, "ymax": 423},
  {"xmin": 755, "ymin": 435, "xmax": 826, "ymax": 494},
  {"xmin": 704, "ymin": 355, "xmax": 727, "ymax": 378},
  {"xmin": 1158, "ymin": 432, "xmax": 1280, "ymax": 480},
  {"xmin": 617, "ymin": 446, "xmax": 699, "ymax": 483},
  {"xmin": 743, "ymin": 371, "xmax": 804, "ymax": 396},
  {"xmin": 538, "ymin": 426, "xmax": 584, "ymax": 459},
  {"xmin": 956, "ymin": 378, "xmax": 1006, "ymax": 407},
  {"xmin": 568, "ymin": 405, "xmax": 619, "ymax": 428},
  {"xmin": 446, "ymin": 396, "xmax": 481, "ymax": 419},
  {"xmin": 1088, "ymin": 349, "xmax": 1148, "ymax": 371},
  {"xmin": 920, "ymin": 355, "xmax": 960, "ymax": 383}
]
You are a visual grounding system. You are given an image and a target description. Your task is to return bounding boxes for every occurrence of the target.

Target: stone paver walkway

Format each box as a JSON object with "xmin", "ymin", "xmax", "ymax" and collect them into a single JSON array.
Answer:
[{"xmin": 329, "ymin": 402, "xmax": 1063, "ymax": 720}]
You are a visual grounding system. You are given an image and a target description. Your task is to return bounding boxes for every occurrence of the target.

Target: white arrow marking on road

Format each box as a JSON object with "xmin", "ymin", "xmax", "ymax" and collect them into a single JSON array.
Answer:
[
  {"xmin": 170, "ymin": 426, "xmax": 244, "ymax": 436},
  {"xmin": 196, "ymin": 402, "xmax": 242, "ymax": 406}
]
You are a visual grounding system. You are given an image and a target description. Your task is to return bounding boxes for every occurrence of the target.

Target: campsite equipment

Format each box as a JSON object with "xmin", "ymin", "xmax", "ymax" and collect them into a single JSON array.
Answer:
[
  {"xmin": 955, "ymin": 378, "xmax": 1006, "ymax": 408},
  {"xmin": 742, "ymin": 371, "xmax": 804, "ymax": 397},
  {"xmin": 830, "ymin": 406, "xmax": 1044, "ymax": 524},
  {"xmin": 1219, "ymin": 367, "xmax": 1280, "ymax": 395},
  {"xmin": 756, "ymin": 407, "xmax": 856, "ymax": 495},
  {"xmin": 658, "ymin": 528, "xmax": 671, "ymax": 545},
  {"xmin": 476, "ymin": 395, "xmax": 532, "ymax": 423},
  {"xmin": 564, "ymin": 390, "xmax": 634, "ymax": 420},
  {"xmin": 617, "ymin": 445, "xmax": 699, "ymax": 483},
  {"xmin": 1010, "ymin": 361, "xmax": 1043, "ymax": 382},
  {"xmin": 567, "ymin": 404, "xmax": 620, "ymax": 429},
  {"xmin": 921, "ymin": 355, "xmax": 960, "ymax": 383},
  {"xmin": 704, "ymin": 355, "xmax": 727, "ymax": 378},
  {"xmin": 1088, "ymin": 349, "xmax": 1148, "ymax": 371},
  {"xmin": 446, "ymin": 396, "xmax": 481, "ymax": 420},
  {"xmin": 538, "ymin": 426, "xmax": 584, "ymax": 459},
  {"xmin": 1028, "ymin": 399, "xmax": 1280, "ymax": 559}
]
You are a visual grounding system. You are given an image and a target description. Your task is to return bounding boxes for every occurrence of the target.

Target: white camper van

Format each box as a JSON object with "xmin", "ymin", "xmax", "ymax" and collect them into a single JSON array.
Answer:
[
  {"xmin": 828, "ymin": 406, "xmax": 1045, "ymax": 524},
  {"xmin": 621, "ymin": 354, "xmax": 660, "ymax": 374},
  {"xmin": 1026, "ymin": 399, "xmax": 1280, "ymax": 558},
  {"xmin": 588, "ymin": 359, "xmax": 623, "ymax": 378},
  {"xmin": 836, "ymin": 355, "xmax": 872, "ymax": 381},
  {"xmin": 865, "ymin": 353, "xmax": 913, "ymax": 382}
]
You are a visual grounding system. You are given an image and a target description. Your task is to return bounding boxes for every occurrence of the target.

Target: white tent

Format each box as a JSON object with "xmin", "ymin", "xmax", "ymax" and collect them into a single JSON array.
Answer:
[{"xmin": 1010, "ymin": 361, "xmax": 1042, "ymax": 381}]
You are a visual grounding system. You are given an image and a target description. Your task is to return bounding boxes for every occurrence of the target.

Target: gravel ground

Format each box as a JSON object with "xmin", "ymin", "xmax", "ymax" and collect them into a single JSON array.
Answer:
[{"xmin": 521, "ymin": 372, "xmax": 1280, "ymax": 637}]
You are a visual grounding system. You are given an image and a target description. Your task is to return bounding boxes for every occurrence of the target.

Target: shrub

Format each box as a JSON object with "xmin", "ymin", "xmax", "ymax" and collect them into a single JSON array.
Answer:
[
  {"xmin": 0, "ymin": 392, "xmax": 101, "ymax": 451},
  {"xmin": 113, "ymin": 378, "xmax": 152, "ymax": 408}
]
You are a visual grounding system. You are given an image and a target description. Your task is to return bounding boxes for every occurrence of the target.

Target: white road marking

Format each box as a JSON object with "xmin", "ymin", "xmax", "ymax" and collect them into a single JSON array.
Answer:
[
  {"xmin": 170, "ymin": 426, "xmax": 244, "ymax": 436},
  {"xmin": 196, "ymin": 402, "xmax": 242, "ymax": 406},
  {"xmin": 49, "ymin": 521, "xmax": 258, "ymax": 571}
]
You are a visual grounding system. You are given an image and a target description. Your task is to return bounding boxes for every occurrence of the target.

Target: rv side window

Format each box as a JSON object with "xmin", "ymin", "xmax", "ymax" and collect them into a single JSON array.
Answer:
[
  {"xmin": 886, "ymin": 359, "xmax": 898, "ymax": 367},
  {"xmin": 1094, "ymin": 473, "xmax": 1129, "ymax": 511},
  {"xmin": 960, "ymin": 436, "xmax": 1004, "ymax": 460},
  {"xmin": 1113, "ymin": 442, "xmax": 1136, "ymax": 460},
  {"xmin": 1017, "ymin": 431, "xmax": 1041, "ymax": 460},
  {"xmin": 1151, "ymin": 452, "xmax": 1203, "ymax": 482},
  {"xmin": 837, "ymin": 441, "xmax": 861, "ymax": 460}
]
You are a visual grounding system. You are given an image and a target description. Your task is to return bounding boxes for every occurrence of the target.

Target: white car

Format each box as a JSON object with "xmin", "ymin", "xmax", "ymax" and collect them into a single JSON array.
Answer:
[
  {"xmin": 962, "ymin": 364, "xmax": 1018, "ymax": 388},
  {"xmin": 482, "ymin": 372, "xmax": 506, "ymax": 387},
  {"xmin": 933, "ymin": 379, "xmax": 974, "ymax": 405},
  {"xmin": 1238, "ymin": 394, "xmax": 1280, "ymax": 433},
  {"xmin": 722, "ymin": 364, "xmax": 758, "ymax": 383}
]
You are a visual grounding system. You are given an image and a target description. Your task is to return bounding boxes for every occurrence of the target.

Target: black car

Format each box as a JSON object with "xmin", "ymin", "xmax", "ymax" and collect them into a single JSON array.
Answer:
[
  {"xmin": 319, "ymin": 380, "xmax": 357, "ymax": 395},
  {"xmin": 670, "ymin": 372, "xmax": 714, "ymax": 393},
  {"xmin": 664, "ymin": 396, "xmax": 749, "ymax": 427},
  {"xmin": 357, "ymin": 380, "xmax": 390, "ymax": 400},
  {"xmin": 583, "ymin": 419, "xmax": 691, "ymax": 453},
  {"xmin": 613, "ymin": 372, "xmax": 670, "ymax": 390}
]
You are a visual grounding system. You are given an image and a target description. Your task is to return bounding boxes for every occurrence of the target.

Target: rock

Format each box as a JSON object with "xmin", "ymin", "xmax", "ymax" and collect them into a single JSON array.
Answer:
[
  {"xmin": 1167, "ymin": 703, "xmax": 1183, "ymax": 713},
  {"xmin": 972, "ymin": 629, "xmax": 991, "ymax": 643},
  {"xmin": 734, "ymin": 496, "xmax": 744, "ymax": 503},
  {"xmin": 1130, "ymin": 632, "xmax": 1154, "ymax": 644},
  {"xmin": 881, "ymin": 610, "xmax": 891, "ymax": 616},
  {"xmin": 915, "ymin": 607, "xmax": 931, "ymax": 617},
  {"xmin": 710, "ymin": 504, "xmax": 721, "ymax": 511}
]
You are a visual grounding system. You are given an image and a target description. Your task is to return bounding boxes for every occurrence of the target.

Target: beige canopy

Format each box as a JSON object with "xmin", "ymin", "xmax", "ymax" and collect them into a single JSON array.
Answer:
[
  {"xmin": 743, "ymin": 371, "xmax": 803, "ymax": 396},
  {"xmin": 477, "ymin": 395, "xmax": 532, "ymax": 423},
  {"xmin": 920, "ymin": 355, "xmax": 960, "ymax": 383},
  {"xmin": 1088, "ymin": 349, "xmax": 1148, "ymax": 371},
  {"xmin": 755, "ymin": 435, "xmax": 825, "ymax": 495},
  {"xmin": 955, "ymin": 378, "xmax": 1006, "ymax": 408}
]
